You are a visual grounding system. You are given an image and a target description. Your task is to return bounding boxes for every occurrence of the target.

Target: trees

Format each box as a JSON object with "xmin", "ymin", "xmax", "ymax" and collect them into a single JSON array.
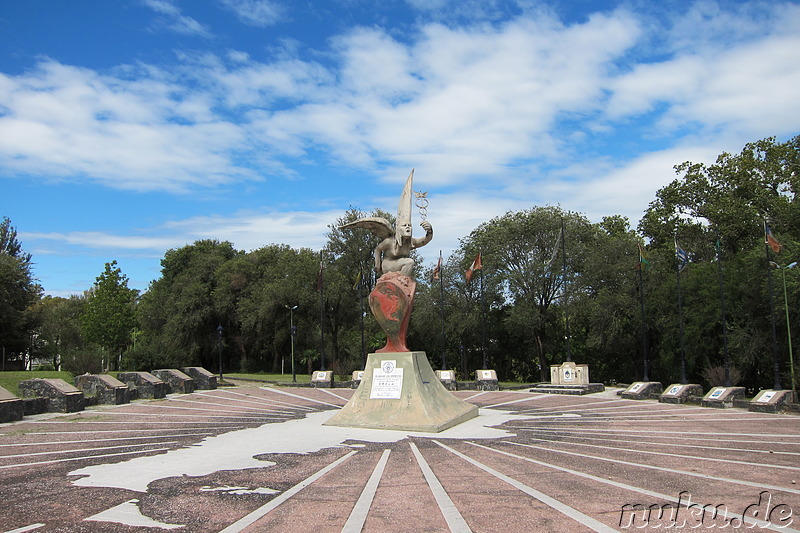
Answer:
[
  {"xmin": 639, "ymin": 135, "xmax": 800, "ymax": 390},
  {"xmin": 80, "ymin": 261, "xmax": 138, "ymax": 370},
  {"xmin": 0, "ymin": 217, "xmax": 42, "ymax": 367}
]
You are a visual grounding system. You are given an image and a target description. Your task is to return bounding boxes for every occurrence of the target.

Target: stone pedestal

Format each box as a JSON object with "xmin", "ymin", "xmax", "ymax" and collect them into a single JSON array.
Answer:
[
  {"xmin": 311, "ymin": 370, "xmax": 334, "ymax": 388},
  {"xmin": 748, "ymin": 389, "xmax": 796, "ymax": 413},
  {"xmin": 18, "ymin": 378, "xmax": 85, "ymax": 413},
  {"xmin": 152, "ymin": 369, "xmax": 195, "ymax": 394},
  {"xmin": 181, "ymin": 367, "xmax": 217, "ymax": 390},
  {"xmin": 658, "ymin": 383, "xmax": 703, "ymax": 404},
  {"xmin": 74, "ymin": 374, "xmax": 130, "ymax": 405},
  {"xmin": 476, "ymin": 369, "xmax": 499, "ymax": 391},
  {"xmin": 532, "ymin": 362, "xmax": 605, "ymax": 395},
  {"xmin": 324, "ymin": 351, "xmax": 478, "ymax": 432},
  {"xmin": 435, "ymin": 370, "xmax": 457, "ymax": 391},
  {"xmin": 701, "ymin": 386, "xmax": 745, "ymax": 408},
  {"xmin": 117, "ymin": 372, "xmax": 168, "ymax": 399},
  {"xmin": 0, "ymin": 386, "xmax": 23, "ymax": 423},
  {"xmin": 621, "ymin": 381, "xmax": 663, "ymax": 400}
]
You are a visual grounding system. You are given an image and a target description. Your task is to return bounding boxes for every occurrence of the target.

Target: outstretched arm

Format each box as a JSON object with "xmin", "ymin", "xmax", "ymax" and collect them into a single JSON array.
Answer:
[{"xmin": 412, "ymin": 221, "xmax": 433, "ymax": 249}]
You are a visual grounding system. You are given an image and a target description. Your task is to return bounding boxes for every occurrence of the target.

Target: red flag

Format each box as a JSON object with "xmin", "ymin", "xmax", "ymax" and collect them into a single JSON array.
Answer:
[
  {"xmin": 765, "ymin": 223, "xmax": 782, "ymax": 253},
  {"xmin": 465, "ymin": 252, "xmax": 482, "ymax": 282},
  {"xmin": 433, "ymin": 254, "xmax": 442, "ymax": 281}
]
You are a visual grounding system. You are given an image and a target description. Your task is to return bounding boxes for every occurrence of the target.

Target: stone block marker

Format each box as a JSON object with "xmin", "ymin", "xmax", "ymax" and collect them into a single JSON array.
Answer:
[
  {"xmin": 311, "ymin": 370, "xmax": 334, "ymax": 388},
  {"xmin": 530, "ymin": 362, "xmax": 606, "ymax": 395},
  {"xmin": 435, "ymin": 370, "xmax": 457, "ymax": 391},
  {"xmin": 180, "ymin": 367, "xmax": 217, "ymax": 390},
  {"xmin": 18, "ymin": 378, "xmax": 85, "ymax": 413},
  {"xmin": 351, "ymin": 370, "xmax": 364, "ymax": 389},
  {"xmin": 74, "ymin": 374, "xmax": 130, "ymax": 405},
  {"xmin": 701, "ymin": 386, "xmax": 745, "ymax": 408},
  {"xmin": 0, "ymin": 385, "xmax": 24, "ymax": 423},
  {"xmin": 152, "ymin": 369, "xmax": 196, "ymax": 394},
  {"xmin": 748, "ymin": 389, "xmax": 796, "ymax": 413},
  {"xmin": 658, "ymin": 383, "xmax": 703, "ymax": 404},
  {"xmin": 117, "ymin": 372, "xmax": 168, "ymax": 399},
  {"xmin": 620, "ymin": 381, "xmax": 663, "ymax": 400},
  {"xmin": 476, "ymin": 369, "xmax": 499, "ymax": 391}
]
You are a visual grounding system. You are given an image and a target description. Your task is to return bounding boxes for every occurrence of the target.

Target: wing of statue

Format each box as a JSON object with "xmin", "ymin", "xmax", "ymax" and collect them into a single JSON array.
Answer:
[{"xmin": 340, "ymin": 217, "xmax": 394, "ymax": 240}]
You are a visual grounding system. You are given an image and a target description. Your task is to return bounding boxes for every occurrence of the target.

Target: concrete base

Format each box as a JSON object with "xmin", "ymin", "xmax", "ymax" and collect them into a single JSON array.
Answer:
[
  {"xmin": 74, "ymin": 374, "xmax": 130, "ymax": 405},
  {"xmin": 702, "ymin": 386, "xmax": 745, "ymax": 408},
  {"xmin": 748, "ymin": 389, "xmax": 796, "ymax": 413},
  {"xmin": 311, "ymin": 370, "xmax": 334, "ymax": 388},
  {"xmin": 117, "ymin": 372, "xmax": 168, "ymax": 399},
  {"xmin": 476, "ymin": 369, "xmax": 499, "ymax": 391},
  {"xmin": 620, "ymin": 382, "xmax": 663, "ymax": 400},
  {"xmin": 181, "ymin": 367, "xmax": 217, "ymax": 390},
  {"xmin": 436, "ymin": 370, "xmax": 457, "ymax": 391},
  {"xmin": 18, "ymin": 378, "xmax": 85, "ymax": 413},
  {"xmin": 152, "ymin": 369, "xmax": 196, "ymax": 394},
  {"xmin": 530, "ymin": 383, "xmax": 605, "ymax": 395},
  {"xmin": 324, "ymin": 352, "xmax": 478, "ymax": 433},
  {"xmin": 0, "ymin": 386, "xmax": 23, "ymax": 423},
  {"xmin": 659, "ymin": 383, "xmax": 703, "ymax": 404}
]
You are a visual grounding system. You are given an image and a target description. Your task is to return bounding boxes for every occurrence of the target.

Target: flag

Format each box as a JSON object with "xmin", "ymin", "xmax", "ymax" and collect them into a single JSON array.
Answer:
[
  {"xmin": 316, "ymin": 261, "xmax": 323, "ymax": 291},
  {"xmin": 352, "ymin": 269, "xmax": 362, "ymax": 290},
  {"xmin": 465, "ymin": 252, "xmax": 482, "ymax": 282},
  {"xmin": 765, "ymin": 223, "xmax": 782, "ymax": 253},
  {"xmin": 637, "ymin": 242, "xmax": 651, "ymax": 271},
  {"xmin": 675, "ymin": 239, "xmax": 689, "ymax": 272},
  {"xmin": 433, "ymin": 253, "xmax": 442, "ymax": 281}
]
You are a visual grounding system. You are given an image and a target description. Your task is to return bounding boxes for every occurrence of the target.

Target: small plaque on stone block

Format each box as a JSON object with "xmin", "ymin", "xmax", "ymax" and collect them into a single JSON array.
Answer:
[{"xmin": 370, "ymin": 361, "xmax": 403, "ymax": 399}]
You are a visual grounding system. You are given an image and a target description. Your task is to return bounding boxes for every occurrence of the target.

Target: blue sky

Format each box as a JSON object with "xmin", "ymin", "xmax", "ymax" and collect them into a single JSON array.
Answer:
[{"xmin": 2, "ymin": 0, "xmax": 799, "ymax": 296}]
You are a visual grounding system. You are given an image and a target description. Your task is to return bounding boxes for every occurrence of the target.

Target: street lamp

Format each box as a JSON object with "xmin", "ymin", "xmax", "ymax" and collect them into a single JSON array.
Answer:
[
  {"xmin": 216, "ymin": 324, "xmax": 224, "ymax": 381},
  {"xmin": 285, "ymin": 305, "xmax": 298, "ymax": 383},
  {"xmin": 772, "ymin": 261, "xmax": 798, "ymax": 392}
]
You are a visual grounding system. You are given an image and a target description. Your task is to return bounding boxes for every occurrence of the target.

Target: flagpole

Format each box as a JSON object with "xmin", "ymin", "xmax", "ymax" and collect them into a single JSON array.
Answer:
[
  {"xmin": 765, "ymin": 220, "xmax": 782, "ymax": 390},
  {"xmin": 675, "ymin": 235, "xmax": 687, "ymax": 384},
  {"xmin": 438, "ymin": 251, "xmax": 447, "ymax": 370},
  {"xmin": 560, "ymin": 218, "xmax": 572, "ymax": 362},
  {"xmin": 319, "ymin": 251, "xmax": 326, "ymax": 372},
  {"xmin": 637, "ymin": 248, "xmax": 649, "ymax": 382},
  {"xmin": 638, "ymin": 243, "xmax": 650, "ymax": 381},
  {"xmin": 715, "ymin": 229, "xmax": 730, "ymax": 387},
  {"xmin": 480, "ymin": 260, "xmax": 487, "ymax": 370}
]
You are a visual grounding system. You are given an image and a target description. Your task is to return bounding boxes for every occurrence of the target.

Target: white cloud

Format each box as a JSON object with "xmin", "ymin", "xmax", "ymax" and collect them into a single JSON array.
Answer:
[
  {"xmin": 142, "ymin": 0, "xmax": 212, "ymax": 37},
  {"xmin": 218, "ymin": 0, "xmax": 285, "ymax": 27}
]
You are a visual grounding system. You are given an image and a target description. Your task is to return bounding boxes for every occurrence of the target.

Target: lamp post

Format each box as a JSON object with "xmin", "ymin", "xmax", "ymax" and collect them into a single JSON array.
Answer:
[
  {"xmin": 773, "ymin": 261, "xmax": 798, "ymax": 392},
  {"xmin": 216, "ymin": 324, "xmax": 223, "ymax": 381},
  {"xmin": 285, "ymin": 305, "xmax": 298, "ymax": 383}
]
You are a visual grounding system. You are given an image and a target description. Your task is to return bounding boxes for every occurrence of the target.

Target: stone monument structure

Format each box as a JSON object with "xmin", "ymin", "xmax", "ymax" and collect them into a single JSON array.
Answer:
[{"xmin": 325, "ymin": 170, "xmax": 478, "ymax": 432}]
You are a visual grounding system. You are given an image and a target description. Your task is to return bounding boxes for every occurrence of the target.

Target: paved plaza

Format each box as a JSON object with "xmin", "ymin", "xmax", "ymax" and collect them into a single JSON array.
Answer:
[{"xmin": 1, "ymin": 382, "xmax": 799, "ymax": 532}]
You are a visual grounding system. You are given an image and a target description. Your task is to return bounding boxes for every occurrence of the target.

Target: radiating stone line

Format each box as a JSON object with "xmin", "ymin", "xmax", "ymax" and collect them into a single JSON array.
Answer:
[
  {"xmin": 0, "ymin": 433, "xmax": 211, "ymax": 447},
  {"xmin": 521, "ymin": 435, "xmax": 800, "ymax": 471},
  {"xmin": 195, "ymin": 389, "xmax": 315, "ymax": 411},
  {"xmin": 0, "ymin": 447, "xmax": 171, "ymax": 470},
  {"xmin": 502, "ymin": 440, "xmax": 800, "ymax": 496},
  {"xmin": 0, "ymin": 441, "xmax": 180, "ymax": 459},
  {"xmin": 432, "ymin": 440, "xmax": 618, "ymax": 533},
  {"xmin": 260, "ymin": 386, "xmax": 343, "ymax": 409},
  {"xmin": 409, "ymin": 442, "xmax": 472, "ymax": 533},
  {"xmin": 341, "ymin": 449, "xmax": 391, "ymax": 533},
  {"xmin": 218, "ymin": 450, "xmax": 358, "ymax": 533},
  {"xmin": 509, "ymin": 428, "xmax": 800, "ymax": 456},
  {"xmin": 470, "ymin": 442, "xmax": 800, "ymax": 533}
]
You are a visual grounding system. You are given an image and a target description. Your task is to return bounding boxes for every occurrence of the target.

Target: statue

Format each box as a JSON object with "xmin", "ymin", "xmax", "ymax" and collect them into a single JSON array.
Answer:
[
  {"xmin": 340, "ymin": 169, "xmax": 432, "ymax": 352},
  {"xmin": 341, "ymin": 169, "xmax": 433, "ymax": 278},
  {"xmin": 326, "ymin": 169, "xmax": 479, "ymax": 432}
]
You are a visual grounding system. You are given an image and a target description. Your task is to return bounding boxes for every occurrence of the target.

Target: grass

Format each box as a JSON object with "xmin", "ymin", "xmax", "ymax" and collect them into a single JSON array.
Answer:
[
  {"xmin": 0, "ymin": 370, "xmax": 75, "ymax": 396},
  {"xmin": 225, "ymin": 372, "xmax": 317, "ymax": 383}
]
